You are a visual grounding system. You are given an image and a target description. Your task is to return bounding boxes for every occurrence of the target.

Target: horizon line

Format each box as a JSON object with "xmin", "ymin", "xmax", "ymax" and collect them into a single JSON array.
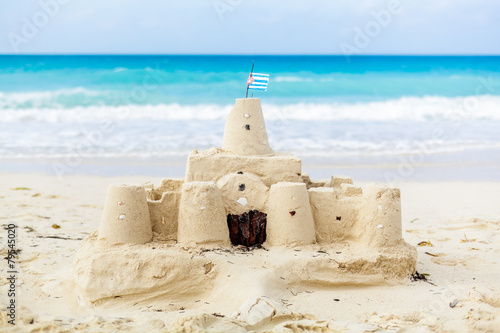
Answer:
[{"xmin": 1, "ymin": 53, "xmax": 499, "ymax": 57}]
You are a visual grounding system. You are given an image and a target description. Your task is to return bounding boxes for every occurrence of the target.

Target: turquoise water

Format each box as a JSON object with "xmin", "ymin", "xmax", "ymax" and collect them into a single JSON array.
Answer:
[
  {"xmin": 0, "ymin": 55, "xmax": 499, "ymax": 179},
  {"xmin": 1, "ymin": 55, "xmax": 500, "ymax": 106}
]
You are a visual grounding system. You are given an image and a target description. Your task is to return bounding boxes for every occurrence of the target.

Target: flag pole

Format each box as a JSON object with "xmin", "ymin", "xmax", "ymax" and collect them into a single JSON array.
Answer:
[{"xmin": 246, "ymin": 60, "xmax": 255, "ymax": 98}]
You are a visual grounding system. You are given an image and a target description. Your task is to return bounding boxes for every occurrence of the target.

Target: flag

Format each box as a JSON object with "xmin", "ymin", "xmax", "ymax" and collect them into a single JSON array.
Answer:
[{"xmin": 247, "ymin": 73, "xmax": 269, "ymax": 91}]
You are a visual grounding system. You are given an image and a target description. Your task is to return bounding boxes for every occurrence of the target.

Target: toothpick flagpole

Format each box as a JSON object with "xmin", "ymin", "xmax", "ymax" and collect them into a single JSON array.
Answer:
[{"xmin": 246, "ymin": 60, "xmax": 255, "ymax": 98}]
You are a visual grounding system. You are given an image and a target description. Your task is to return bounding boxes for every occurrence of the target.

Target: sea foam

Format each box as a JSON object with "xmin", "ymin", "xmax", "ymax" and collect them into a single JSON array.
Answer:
[{"xmin": 1, "ymin": 94, "xmax": 500, "ymax": 123}]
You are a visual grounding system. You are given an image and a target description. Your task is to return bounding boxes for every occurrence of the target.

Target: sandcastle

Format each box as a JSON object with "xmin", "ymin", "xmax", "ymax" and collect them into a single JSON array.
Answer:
[{"xmin": 73, "ymin": 98, "xmax": 416, "ymax": 305}]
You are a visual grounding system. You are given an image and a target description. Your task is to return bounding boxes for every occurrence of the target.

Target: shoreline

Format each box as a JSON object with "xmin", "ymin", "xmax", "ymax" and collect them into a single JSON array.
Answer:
[{"xmin": 1, "ymin": 147, "xmax": 499, "ymax": 182}]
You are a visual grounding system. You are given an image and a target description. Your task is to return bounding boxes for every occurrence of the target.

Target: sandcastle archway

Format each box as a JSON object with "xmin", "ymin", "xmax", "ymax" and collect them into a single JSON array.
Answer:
[
  {"xmin": 227, "ymin": 210, "xmax": 267, "ymax": 247},
  {"xmin": 216, "ymin": 172, "xmax": 269, "ymax": 246}
]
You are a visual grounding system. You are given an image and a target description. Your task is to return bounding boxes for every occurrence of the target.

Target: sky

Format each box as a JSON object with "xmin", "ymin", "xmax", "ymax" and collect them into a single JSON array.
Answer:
[{"xmin": 0, "ymin": 0, "xmax": 499, "ymax": 55}]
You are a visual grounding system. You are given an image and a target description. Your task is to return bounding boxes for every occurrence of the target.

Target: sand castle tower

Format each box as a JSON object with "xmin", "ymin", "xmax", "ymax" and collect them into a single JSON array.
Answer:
[
  {"xmin": 98, "ymin": 185, "xmax": 152, "ymax": 246},
  {"xmin": 360, "ymin": 184, "xmax": 403, "ymax": 247},
  {"xmin": 267, "ymin": 182, "xmax": 316, "ymax": 246},
  {"xmin": 177, "ymin": 181, "xmax": 230, "ymax": 245},
  {"xmin": 222, "ymin": 98, "xmax": 274, "ymax": 156}
]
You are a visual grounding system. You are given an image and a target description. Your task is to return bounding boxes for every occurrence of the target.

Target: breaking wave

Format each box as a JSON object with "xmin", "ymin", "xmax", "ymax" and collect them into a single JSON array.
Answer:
[{"xmin": 1, "ymin": 94, "xmax": 500, "ymax": 123}]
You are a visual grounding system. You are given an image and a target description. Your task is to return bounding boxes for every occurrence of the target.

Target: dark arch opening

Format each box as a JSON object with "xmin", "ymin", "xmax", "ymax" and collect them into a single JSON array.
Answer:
[{"xmin": 227, "ymin": 210, "xmax": 267, "ymax": 247}]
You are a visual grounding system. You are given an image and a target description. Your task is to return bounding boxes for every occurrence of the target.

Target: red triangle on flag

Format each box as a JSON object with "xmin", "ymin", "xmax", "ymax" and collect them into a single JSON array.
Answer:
[{"xmin": 247, "ymin": 74, "xmax": 255, "ymax": 86}]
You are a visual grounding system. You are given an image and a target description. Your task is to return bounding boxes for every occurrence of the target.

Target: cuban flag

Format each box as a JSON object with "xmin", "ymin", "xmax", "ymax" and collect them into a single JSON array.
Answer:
[{"xmin": 247, "ymin": 73, "xmax": 269, "ymax": 91}]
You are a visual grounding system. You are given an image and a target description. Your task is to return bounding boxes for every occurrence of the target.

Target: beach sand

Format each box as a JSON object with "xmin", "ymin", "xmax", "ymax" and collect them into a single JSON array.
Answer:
[{"xmin": 1, "ymin": 173, "xmax": 499, "ymax": 332}]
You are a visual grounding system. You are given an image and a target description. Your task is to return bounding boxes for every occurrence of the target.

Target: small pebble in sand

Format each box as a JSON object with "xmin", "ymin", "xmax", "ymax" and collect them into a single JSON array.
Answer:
[
  {"xmin": 450, "ymin": 299, "xmax": 459, "ymax": 308},
  {"xmin": 119, "ymin": 214, "xmax": 126, "ymax": 220}
]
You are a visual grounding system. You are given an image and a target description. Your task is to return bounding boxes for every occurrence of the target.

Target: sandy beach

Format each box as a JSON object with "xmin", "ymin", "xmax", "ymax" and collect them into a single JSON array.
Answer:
[{"xmin": 1, "ymin": 172, "xmax": 499, "ymax": 332}]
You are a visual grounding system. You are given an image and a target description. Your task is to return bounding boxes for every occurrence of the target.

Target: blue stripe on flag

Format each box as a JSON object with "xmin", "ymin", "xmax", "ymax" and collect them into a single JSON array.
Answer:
[
  {"xmin": 248, "ymin": 73, "xmax": 269, "ymax": 91},
  {"xmin": 249, "ymin": 86, "xmax": 267, "ymax": 91}
]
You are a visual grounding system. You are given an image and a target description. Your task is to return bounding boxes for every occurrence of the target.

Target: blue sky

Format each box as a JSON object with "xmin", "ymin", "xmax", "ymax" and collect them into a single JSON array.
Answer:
[{"xmin": 1, "ymin": 0, "xmax": 499, "ymax": 54}]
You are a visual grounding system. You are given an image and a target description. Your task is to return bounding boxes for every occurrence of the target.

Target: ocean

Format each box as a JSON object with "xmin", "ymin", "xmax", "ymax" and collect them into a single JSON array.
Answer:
[{"xmin": 0, "ymin": 55, "xmax": 499, "ymax": 180}]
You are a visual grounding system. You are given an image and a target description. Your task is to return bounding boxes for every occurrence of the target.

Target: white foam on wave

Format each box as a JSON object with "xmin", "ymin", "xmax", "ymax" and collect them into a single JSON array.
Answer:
[
  {"xmin": 0, "ymin": 87, "xmax": 103, "ymax": 110},
  {"xmin": 0, "ymin": 104, "xmax": 232, "ymax": 123},
  {"xmin": 1, "ymin": 95, "xmax": 500, "ymax": 123},
  {"xmin": 265, "ymin": 95, "xmax": 500, "ymax": 122}
]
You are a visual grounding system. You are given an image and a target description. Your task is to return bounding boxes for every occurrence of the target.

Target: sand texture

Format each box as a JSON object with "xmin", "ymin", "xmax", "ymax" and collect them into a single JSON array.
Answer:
[
  {"xmin": 1, "ymin": 174, "xmax": 500, "ymax": 332},
  {"xmin": 73, "ymin": 236, "xmax": 416, "ymax": 303}
]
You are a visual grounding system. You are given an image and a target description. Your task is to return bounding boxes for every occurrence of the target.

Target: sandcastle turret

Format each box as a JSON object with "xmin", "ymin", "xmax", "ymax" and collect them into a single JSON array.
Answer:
[
  {"xmin": 360, "ymin": 184, "xmax": 403, "ymax": 247},
  {"xmin": 98, "ymin": 185, "xmax": 152, "ymax": 246},
  {"xmin": 222, "ymin": 98, "xmax": 274, "ymax": 156},
  {"xmin": 266, "ymin": 182, "xmax": 316, "ymax": 246},
  {"xmin": 177, "ymin": 181, "xmax": 230, "ymax": 245}
]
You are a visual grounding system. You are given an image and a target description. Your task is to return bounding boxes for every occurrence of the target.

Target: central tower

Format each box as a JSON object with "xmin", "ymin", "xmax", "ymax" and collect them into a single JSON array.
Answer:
[{"xmin": 222, "ymin": 98, "xmax": 274, "ymax": 156}]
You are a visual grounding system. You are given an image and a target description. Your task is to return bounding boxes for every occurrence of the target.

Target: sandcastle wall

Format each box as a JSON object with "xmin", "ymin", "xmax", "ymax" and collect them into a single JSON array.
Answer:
[
  {"xmin": 147, "ymin": 179, "xmax": 183, "ymax": 240},
  {"xmin": 308, "ymin": 179, "xmax": 403, "ymax": 246},
  {"xmin": 308, "ymin": 175, "xmax": 362, "ymax": 243},
  {"xmin": 308, "ymin": 188, "xmax": 361, "ymax": 243},
  {"xmin": 101, "ymin": 175, "xmax": 404, "ymax": 249},
  {"xmin": 185, "ymin": 148, "xmax": 302, "ymax": 187}
]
